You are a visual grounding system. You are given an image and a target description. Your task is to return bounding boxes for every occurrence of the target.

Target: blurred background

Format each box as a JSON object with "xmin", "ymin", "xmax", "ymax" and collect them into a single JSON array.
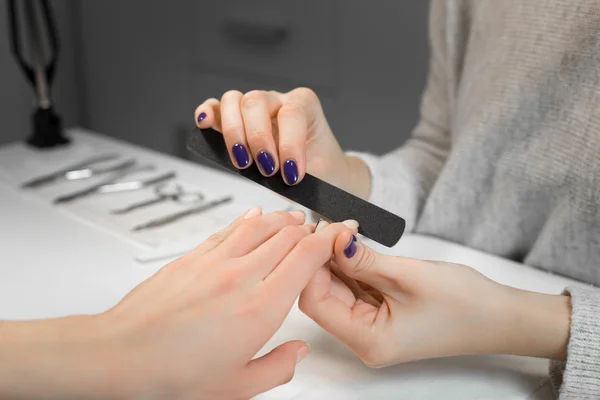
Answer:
[{"xmin": 0, "ymin": 0, "xmax": 429, "ymax": 159}]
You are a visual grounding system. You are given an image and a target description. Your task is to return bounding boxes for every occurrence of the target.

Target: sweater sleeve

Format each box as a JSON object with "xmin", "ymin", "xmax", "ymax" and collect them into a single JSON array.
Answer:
[
  {"xmin": 550, "ymin": 285, "xmax": 600, "ymax": 399},
  {"xmin": 346, "ymin": 0, "xmax": 452, "ymax": 232}
]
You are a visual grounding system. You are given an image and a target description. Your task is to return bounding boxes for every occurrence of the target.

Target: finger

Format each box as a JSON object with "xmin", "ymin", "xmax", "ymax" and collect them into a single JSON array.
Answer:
[
  {"xmin": 245, "ymin": 224, "xmax": 314, "ymax": 280},
  {"xmin": 299, "ymin": 266, "xmax": 377, "ymax": 351},
  {"xmin": 330, "ymin": 269, "xmax": 357, "ymax": 308},
  {"xmin": 194, "ymin": 98, "xmax": 221, "ymax": 131},
  {"xmin": 218, "ymin": 210, "xmax": 306, "ymax": 258},
  {"xmin": 278, "ymin": 88, "xmax": 321, "ymax": 185},
  {"xmin": 220, "ymin": 90, "xmax": 253, "ymax": 169},
  {"xmin": 264, "ymin": 220, "xmax": 357, "ymax": 308},
  {"xmin": 330, "ymin": 262, "xmax": 382, "ymax": 307},
  {"xmin": 333, "ymin": 231, "xmax": 400, "ymax": 294},
  {"xmin": 241, "ymin": 90, "xmax": 282, "ymax": 176},
  {"xmin": 241, "ymin": 341, "xmax": 309, "ymax": 398},
  {"xmin": 191, "ymin": 206, "xmax": 263, "ymax": 256}
]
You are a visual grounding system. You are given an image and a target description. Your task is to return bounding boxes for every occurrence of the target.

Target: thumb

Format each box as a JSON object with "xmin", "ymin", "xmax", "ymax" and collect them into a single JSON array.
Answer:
[
  {"xmin": 240, "ymin": 341, "xmax": 309, "ymax": 397},
  {"xmin": 333, "ymin": 232, "xmax": 399, "ymax": 293}
]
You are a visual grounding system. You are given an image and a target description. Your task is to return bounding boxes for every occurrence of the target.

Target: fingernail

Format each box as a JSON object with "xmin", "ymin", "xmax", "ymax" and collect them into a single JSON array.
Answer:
[
  {"xmin": 315, "ymin": 218, "xmax": 329, "ymax": 232},
  {"xmin": 296, "ymin": 344, "xmax": 310, "ymax": 364},
  {"xmin": 283, "ymin": 159, "xmax": 299, "ymax": 185},
  {"xmin": 289, "ymin": 210, "xmax": 306, "ymax": 222},
  {"xmin": 344, "ymin": 235, "xmax": 358, "ymax": 258},
  {"xmin": 197, "ymin": 112, "xmax": 207, "ymax": 123},
  {"xmin": 342, "ymin": 220, "xmax": 359, "ymax": 231},
  {"xmin": 232, "ymin": 144, "xmax": 250, "ymax": 168},
  {"xmin": 243, "ymin": 206, "xmax": 262, "ymax": 219},
  {"xmin": 257, "ymin": 151, "xmax": 276, "ymax": 176}
]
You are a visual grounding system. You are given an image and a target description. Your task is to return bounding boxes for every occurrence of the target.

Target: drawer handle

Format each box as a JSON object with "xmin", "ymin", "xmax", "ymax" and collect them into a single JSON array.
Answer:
[{"xmin": 223, "ymin": 18, "xmax": 289, "ymax": 45}]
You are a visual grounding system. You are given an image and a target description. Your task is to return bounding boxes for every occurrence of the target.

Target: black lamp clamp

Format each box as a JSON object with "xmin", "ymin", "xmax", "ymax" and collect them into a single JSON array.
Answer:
[{"xmin": 7, "ymin": 0, "xmax": 69, "ymax": 148}]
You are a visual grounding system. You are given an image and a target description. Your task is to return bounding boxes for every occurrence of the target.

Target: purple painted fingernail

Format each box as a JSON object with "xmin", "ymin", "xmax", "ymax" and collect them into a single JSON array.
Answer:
[
  {"xmin": 283, "ymin": 159, "xmax": 299, "ymax": 185},
  {"xmin": 197, "ymin": 112, "xmax": 207, "ymax": 123},
  {"xmin": 232, "ymin": 144, "xmax": 249, "ymax": 168},
  {"xmin": 257, "ymin": 151, "xmax": 276, "ymax": 176},
  {"xmin": 344, "ymin": 235, "xmax": 358, "ymax": 258}
]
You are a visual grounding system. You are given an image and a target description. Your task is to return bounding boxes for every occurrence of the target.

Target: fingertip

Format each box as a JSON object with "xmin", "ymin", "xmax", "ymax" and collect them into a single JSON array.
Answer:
[
  {"xmin": 314, "ymin": 218, "xmax": 329, "ymax": 232},
  {"xmin": 232, "ymin": 143, "xmax": 253, "ymax": 170},
  {"xmin": 289, "ymin": 209, "xmax": 306, "ymax": 223},
  {"xmin": 305, "ymin": 222, "xmax": 317, "ymax": 232},
  {"xmin": 335, "ymin": 230, "xmax": 357, "ymax": 257},
  {"xmin": 195, "ymin": 107, "xmax": 211, "ymax": 128},
  {"xmin": 296, "ymin": 343, "xmax": 310, "ymax": 364},
  {"xmin": 282, "ymin": 159, "xmax": 300, "ymax": 186},
  {"xmin": 342, "ymin": 219, "xmax": 359, "ymax": 232},
  {"xmin": 243, "ymin": 206, "xmax": 263, "ymax": 219}
]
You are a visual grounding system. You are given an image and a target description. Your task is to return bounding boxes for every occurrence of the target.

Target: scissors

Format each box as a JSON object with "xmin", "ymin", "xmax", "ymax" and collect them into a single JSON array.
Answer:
[{"xmin": 111, "ymin": 182, "xmax": 205, "ymax": 214}]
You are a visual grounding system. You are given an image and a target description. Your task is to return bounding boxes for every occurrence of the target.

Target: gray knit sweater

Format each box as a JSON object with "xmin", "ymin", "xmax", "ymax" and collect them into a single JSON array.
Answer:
[{"xmin": 354, "ymin": 1, "xmax": 600, "ymax": 398}]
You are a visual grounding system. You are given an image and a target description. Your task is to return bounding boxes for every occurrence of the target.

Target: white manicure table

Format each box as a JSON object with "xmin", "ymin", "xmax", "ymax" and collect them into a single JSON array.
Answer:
[{"xmin": 0, "ymin": 129, "xmax": 586, "ymax": 400}]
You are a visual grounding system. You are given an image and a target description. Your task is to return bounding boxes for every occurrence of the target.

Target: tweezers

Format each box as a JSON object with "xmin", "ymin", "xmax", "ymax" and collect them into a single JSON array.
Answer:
[{"xmin": 132, "ymin": 195, "xmax": 233, "ymax": 232}]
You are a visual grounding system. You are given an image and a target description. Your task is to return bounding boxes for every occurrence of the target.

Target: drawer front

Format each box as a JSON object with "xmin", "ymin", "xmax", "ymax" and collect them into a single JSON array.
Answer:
[{"xmin": 191, "ymin": 0, "xmax": 336, "ymax": 90}]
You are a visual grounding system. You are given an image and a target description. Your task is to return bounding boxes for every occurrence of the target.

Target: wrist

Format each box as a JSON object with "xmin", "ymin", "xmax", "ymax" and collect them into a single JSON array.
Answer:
[
  {"xmin": 485, "ymin": 285, "xmax": 571, "ymax": 360},
  {"xmin": 345, "ymin": 155, "xmax": 372, "ymax": 200},
  {"xmin": 0, "ymin": 314, "xmax": 124, "ymax": 400}
]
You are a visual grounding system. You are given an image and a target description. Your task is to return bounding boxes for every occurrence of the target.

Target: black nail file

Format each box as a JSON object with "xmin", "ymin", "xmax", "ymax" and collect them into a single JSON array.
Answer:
[{"xmin": 187, "ymin": 128, "xmax": 405, "ymax": 247}]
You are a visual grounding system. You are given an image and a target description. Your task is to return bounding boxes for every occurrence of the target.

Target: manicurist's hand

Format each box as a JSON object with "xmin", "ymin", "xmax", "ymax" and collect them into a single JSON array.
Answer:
[
  {"xmin": 0, "ymin": 209, "xmax": 357, "ymax": 400},
  {"xmin": 299, "ymin": 221, "xmax": 572, "ymax": 368},
  {"xmin": 194, "ymin": 88, "xmax": 371, "ymax": 198}
]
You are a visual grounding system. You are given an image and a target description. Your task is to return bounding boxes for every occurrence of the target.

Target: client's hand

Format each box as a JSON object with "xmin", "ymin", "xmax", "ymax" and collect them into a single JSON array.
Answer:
[
  {"xmin": 0, "ymin": 209, "xmax": 356, "ymax": 400},
  {"xmin": 299, "ymin": 221, "xmax": 571, "ymax": 368}
]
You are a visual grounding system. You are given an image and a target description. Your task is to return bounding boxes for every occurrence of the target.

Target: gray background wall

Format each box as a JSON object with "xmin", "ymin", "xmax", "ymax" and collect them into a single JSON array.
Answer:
[{"xmin": 0, "ymin": 1, "xmax": 430, "ymax": 158}]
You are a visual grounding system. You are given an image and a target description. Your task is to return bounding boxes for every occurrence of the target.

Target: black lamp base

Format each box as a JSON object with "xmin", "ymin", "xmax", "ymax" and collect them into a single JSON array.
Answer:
[{"xmin": 27, "ymin": 107, "xmax": 70, "ymax": 149}]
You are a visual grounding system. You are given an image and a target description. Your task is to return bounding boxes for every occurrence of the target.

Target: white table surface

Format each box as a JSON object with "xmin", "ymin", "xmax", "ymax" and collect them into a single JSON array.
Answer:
[{"xmin": 0, "ymin": 129, "xmax": 586, "ymax": 399}]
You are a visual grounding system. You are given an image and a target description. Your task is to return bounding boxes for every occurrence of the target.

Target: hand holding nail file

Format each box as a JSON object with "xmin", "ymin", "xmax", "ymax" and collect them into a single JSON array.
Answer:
[{"xmin": 187, "ymin": 127, "xmax": 406, "ymax": 247}]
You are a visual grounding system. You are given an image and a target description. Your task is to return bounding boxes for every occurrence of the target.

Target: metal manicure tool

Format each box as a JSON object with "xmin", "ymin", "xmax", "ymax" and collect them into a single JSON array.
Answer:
[
  {"xmin": 21, "ymin": 154, "xmax": 129, "ymax": 188},
  {"xmin": 111, "ymin": 182, "xmax": 204, "ymax": 215},
  {"xmin": 131, "ymin": 195, "xmax": 233, "ymax": 232},
  {"xmin": 53, "ymin": 167, "xmax": 175, "ymax": 204},
  {"xmin": 97, "ymin": 171, "xmax": 177, "ymax": 194}
]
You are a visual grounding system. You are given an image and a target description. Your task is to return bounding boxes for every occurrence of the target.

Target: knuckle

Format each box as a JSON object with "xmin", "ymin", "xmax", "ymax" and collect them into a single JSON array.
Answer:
[
  {"xmin": 295, "ymin": 235, "xmax": 320, "ymax": 255},
  {"xmin": 205, "ymin": 231, "xmax": 226, "ymax": 246},
  {"xmin": 241, "ymin": 90, "xmax": 267, "ymax": 108},
  {"xmin": 292, "ymin": 87, "xmax": 319, "ymax": 102},
  {"xmin": 279, "ymin": 141, "xmax": 299, "ymax": 155},
  {"xmin": 211, "ymin": 266, "xmax": 242, "ymax": 294},
  {"xmin": 278, "ymin": 102, "xmax": 304, "ymax": 118},
  {"xmin": 247, "ymin": 130, "xmax": 271, "ymax": 144},
  {"xmin": 273, "ymin": 210, "xmax": 291, "ymax": 219},
  {"xmin": 352, "ymin": 247, "xmax": 377, "ymax": 277},
  {"xmin": 221, "ymin": 90, "xmax": 242, "ymax": 103},
  {"xmin": 279, "ymin": 225, "xmax": 306, "ymax": 244},
  {"xmin": 221, "ymin": 120, "xmax": 243, "ymax": 136},
  {"xmin": 239, "ymin": 219, "xmax": 263, "ymax": 233},
  {"xmin": 239, "ymin": 293, "xmax": 262, "ymax": 316}
]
